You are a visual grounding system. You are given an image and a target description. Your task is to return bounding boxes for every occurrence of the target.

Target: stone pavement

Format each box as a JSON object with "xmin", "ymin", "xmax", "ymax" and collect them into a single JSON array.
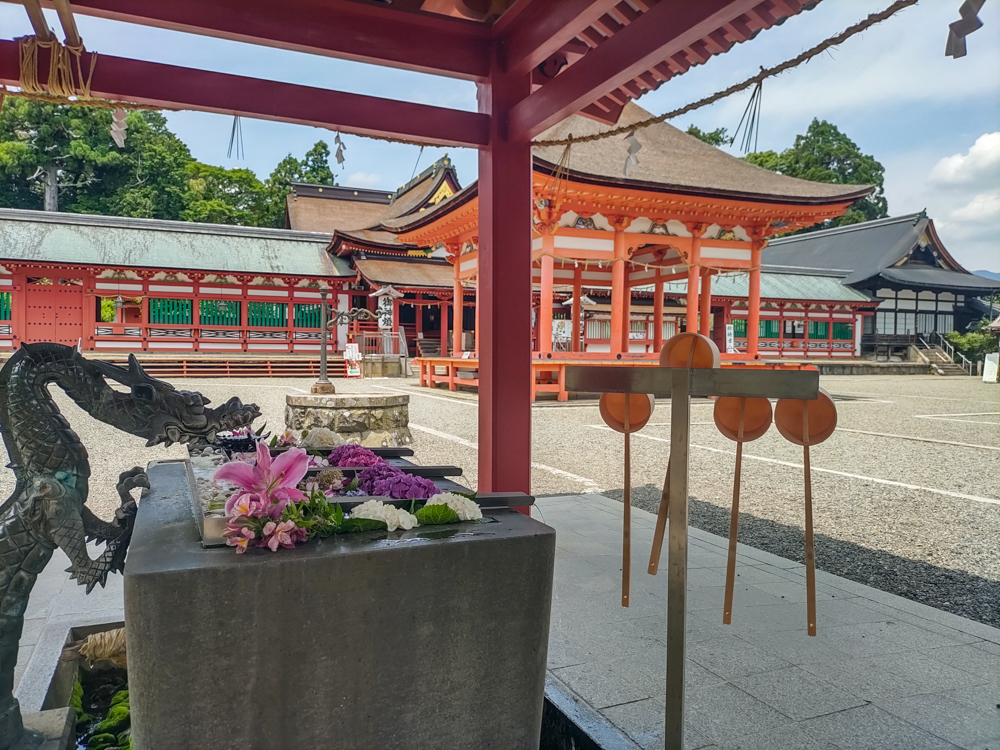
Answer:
[{"xmin": 539, "ymin": 493, "xmax": 1000, "ymax": 750}]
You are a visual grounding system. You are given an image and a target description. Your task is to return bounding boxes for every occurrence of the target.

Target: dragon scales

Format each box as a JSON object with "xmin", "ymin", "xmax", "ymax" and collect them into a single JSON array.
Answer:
[{"xmin": 0, "ymin": 343, "xmax": 260, "ymax": 749}]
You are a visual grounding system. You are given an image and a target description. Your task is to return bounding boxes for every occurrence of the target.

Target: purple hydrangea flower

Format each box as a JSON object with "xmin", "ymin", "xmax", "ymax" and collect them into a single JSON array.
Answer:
[
  {"xmin": 357, "ymin": 464, "xmax": 438, "ymax": 500},
  {"xmin": 328, "ymin": 444, "xmax": 385, "ymax": 468}
]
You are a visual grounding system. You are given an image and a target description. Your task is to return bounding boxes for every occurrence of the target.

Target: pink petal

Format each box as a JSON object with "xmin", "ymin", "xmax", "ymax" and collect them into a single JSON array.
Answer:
[
  {"xmin": 271, "ymin": 448, "xmax": 309, "ymax": 488},
  {"xmin": 214, "ymin": 462, "xmax": 258, "ymax": 491},
  {"xmin": 267, "ymin": 535, "xmax": 280, "ymax": 552},
  {"xmin": 255, "ymin": 441, "xmax": 272, "ymax": 473}
]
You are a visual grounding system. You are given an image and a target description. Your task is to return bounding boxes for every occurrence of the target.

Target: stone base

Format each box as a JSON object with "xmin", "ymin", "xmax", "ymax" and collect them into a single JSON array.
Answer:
[
  {"xmin": 12, "ymin": 708, "xmax": 73, "ymax": 750},
  {"xmin": 285, "ymin": 393, "xmax": 411, "ymax": 447},
  {"xmin": 126, "ymin": 462, "xmax": 555, "ymax": 750},
  {"xmin": 309, "ymin": 381, "xmax": 337, "ymax": 395}
]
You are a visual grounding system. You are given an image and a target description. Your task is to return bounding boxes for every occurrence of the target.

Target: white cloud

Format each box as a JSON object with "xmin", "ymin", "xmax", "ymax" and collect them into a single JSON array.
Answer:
[
  {"xmin": 951, "ymin": 191, "xmax": 1000, "ymax": 221},
  {"xmin": 930, "ymin": 132, "xmax": 1000, "ymax": 185},
  {"xmin": 345, "ymin": 172, "xmax": 382, "ymax": 188}
]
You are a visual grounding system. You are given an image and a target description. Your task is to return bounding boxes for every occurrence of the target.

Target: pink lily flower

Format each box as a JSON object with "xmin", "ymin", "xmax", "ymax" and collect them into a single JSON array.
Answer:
[
  {"xmin": 215, "ymin": 443, "xmax": 308, "ymax": 515},
  {"xmin": 262, "ymin": 520, "xmax": 300, "ymax": 552},
  {"xmin": 223, "ymin": 525, "xmax": 256, "ymax": 554}
]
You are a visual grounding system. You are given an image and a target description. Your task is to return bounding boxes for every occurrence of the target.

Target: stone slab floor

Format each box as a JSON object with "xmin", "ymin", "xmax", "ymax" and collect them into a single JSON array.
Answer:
[
  {"xmin": 15, "ymin": 495, "xmax": 999, "ymax": 749},
  {"xmin": 539, "ymin": 494, "xmax": 1000, "ymax": 750}
]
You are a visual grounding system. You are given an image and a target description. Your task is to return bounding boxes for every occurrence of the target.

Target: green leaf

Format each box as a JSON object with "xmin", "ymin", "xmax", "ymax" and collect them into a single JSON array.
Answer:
[
  {"xmin": 345, "ymin": 477, "xmax": 360, "ymax": 492},
  {"xmin": 414, "ymin": 504, "xmax": 460, "ymax": 526},
  {"xmin": 338, "ymin": 517, "xmax": 388, "ymax": 533}
]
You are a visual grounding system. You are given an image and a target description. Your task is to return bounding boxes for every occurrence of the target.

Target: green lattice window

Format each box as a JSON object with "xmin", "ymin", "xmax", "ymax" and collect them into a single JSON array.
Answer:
[
  {"xmin": 808, "ymin": 321, "xmax": 829, "ymax": 339},
  {"xmin": 149, "ymin": 298, "xmax": 193, "ymax": 325},
  {"xmin": 200, "ymin": 300, "xmax": 241, "ymax": 327},
  {"xmin": 0, "ymin": 292, "xmax": 10, "ymax": 321},
  {"xmin": 832, "ymin": 322, "xmax": 853, "ymax": 340},
  {"xmin": 248, "ymin": 301, "xmax": 287, "ymax": 328},
  {"xmin": 731, "ymin": 318, "xmax": 747, "ymax": 337},
  {"xmin": 759, "ymin": 319, "xmax": 780, "ymax": 338},
  {"xmin": 294, "ymin": 303, "xmax": 322, "ymax": 329}
]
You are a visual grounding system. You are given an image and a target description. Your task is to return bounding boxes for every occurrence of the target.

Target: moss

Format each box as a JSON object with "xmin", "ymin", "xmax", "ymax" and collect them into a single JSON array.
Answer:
[
  {"xmin": 71, "ymin": 677, "xmax": 91, "ymax": 726},
  {"xmin": 86, "ymin": 733, "xmax": 118, "ymax": 750},
  {"xmin": 110, "ymin": 689, "xmax": 129, "ymax": 708},
  {"xmin": 96, "ymin": 702, "xmax": 130, "ymax": 735},
  {"xmin": 117, "ymin": 729, "xmax": 132, "ymax": 750}
]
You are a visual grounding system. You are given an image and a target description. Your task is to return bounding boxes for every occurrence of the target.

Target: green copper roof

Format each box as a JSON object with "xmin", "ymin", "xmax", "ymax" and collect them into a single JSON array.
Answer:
[
  {"xmin": 0, "ymin": 209, "xmax": 351, "ymax": 278},
  {"xmin": 642, "ymin": 272, "xmax": 873, "ymax": 302}
]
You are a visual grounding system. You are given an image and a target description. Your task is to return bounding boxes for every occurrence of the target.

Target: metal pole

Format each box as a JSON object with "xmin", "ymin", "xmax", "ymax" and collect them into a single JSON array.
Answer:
[
  {"xmin": 665, "ymin": 368, "xmax": 690, "ymax": 750},
  {"xmin": 312, "ymin": 288, "xmax": 335, "ymax": 394}
]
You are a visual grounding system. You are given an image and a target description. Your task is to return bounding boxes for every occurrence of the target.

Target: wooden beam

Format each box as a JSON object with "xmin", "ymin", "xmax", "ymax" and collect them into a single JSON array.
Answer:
[
  {"xmin": 0, "ymin": 40, "xmax": 490, "ymax": 147},
  {"xmin": 496, "ymin": 0, "xmax": 620, "ymax": 77},
  {"xmin": 508, "ymin": 0, "xmax": 761, "ymax": 141},
  {"xmin": 51, "ymin": 0, "xmax": 82, "ymax": 47},
  {"xmin": 25, "ymin": 0, "xmax": 491, "ymax": 81},
  {"xmin": 21, "ymin": 0, "xmax": 54, "ymax": 40}
]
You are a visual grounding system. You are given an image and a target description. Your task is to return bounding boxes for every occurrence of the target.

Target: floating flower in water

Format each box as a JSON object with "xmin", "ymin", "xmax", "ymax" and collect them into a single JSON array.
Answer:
[
  {"xmin": 350, "ymin": 500, "xmax": 418, "ymax": 532},
  {"xmin": 261, "ymin": 520, "xmax": 307, "ymax": 551},
  {"xmin": 308, "ymin": 454, "xmax": 331, "ymax": 469},
  {"xmin": 222, "ymin": 523, "xmax": 256, "ymax": 554},
  {"xmin": 214, "ymin": 442, "xmax": 308, "ymax": 517},
  {"xmin": 329, "ymin": 444, "xmax": 385, "ymax": 468},
  {"xmin": 425, "ymin": 492, "xmax": 483, "ymax": 521},
  {"xmin": 357, "ymin": 463, "xmax": 437, "ymax": 500},
  {"xmin": 315, "ymin": 468, "xmax": 346, "ymax": 492},
  {"xmin": 277, "ymin": 429, "xmax": 298, "ymax": 447}
]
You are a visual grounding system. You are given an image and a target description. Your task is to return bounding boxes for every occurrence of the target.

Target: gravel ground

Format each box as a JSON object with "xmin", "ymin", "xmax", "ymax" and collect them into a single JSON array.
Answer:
[{"xmin": 4, "ymin": 373, "xmax": 997, "ymax": 626}]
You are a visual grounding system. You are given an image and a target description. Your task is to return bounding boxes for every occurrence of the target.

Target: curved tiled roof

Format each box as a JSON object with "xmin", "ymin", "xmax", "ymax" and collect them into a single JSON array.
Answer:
[{"xmin": 534, "ymin": 103, "xmax": 872, "ymax": 204}]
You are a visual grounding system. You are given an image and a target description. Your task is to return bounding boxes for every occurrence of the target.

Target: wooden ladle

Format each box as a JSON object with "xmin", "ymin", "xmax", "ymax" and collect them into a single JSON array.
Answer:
[
  {"xmin": 713, "ymin": 396, "xmax": 773, "ymax": 624},
  {"xmin": 774, "ymin": 388, "xmax": 837, "ymax": 636},
  {"xmin": 599, "ymin": 392, "xmax": 655, "ymax": 607},
  {"xmin": 648, "ymin": 332, "xmax": 720, "ymax": 575}
]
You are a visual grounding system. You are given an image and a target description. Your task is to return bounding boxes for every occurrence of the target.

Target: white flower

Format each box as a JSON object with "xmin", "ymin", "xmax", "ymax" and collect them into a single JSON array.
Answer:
[
  {"xmin": 426, "ymin": 492, "xmax": 483, "ymax": 521},
  {"xmin": 350, "ymin": 500, "xmax": 419, "ymax": 532}
]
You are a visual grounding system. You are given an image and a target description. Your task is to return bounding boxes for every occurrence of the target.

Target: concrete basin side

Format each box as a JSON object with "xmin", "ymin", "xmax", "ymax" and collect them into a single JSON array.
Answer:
[{"xmin": 125, "ymin": 462, "xmax": 555, "ymax": 750}]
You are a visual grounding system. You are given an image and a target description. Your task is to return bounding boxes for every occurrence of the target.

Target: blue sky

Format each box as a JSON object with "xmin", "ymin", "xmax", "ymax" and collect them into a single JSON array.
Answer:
[{"xmin": 2, "ymin": 1, "xmax": 998, "ymax": 270}]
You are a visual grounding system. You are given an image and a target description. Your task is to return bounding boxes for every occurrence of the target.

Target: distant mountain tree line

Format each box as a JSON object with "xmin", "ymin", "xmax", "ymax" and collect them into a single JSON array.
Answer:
[
  {"xmin": 0, "ymin": 99, "xmax": 337, "ymax": 227},
  {"xmin": 686, "ymin": 118, "xmax": 888, "ymax": 229}
]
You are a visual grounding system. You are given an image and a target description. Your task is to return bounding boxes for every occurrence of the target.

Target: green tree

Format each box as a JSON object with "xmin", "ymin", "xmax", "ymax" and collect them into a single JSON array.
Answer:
[
  {"xmin": 182, "ymin": 162, "xmax": 268, "ymax": 225},
  {"xmin": 260, "ymin": 140, "xmax": 338, "ymax": 227},
  {"xmin": 744, "ymin": 119, "xmax": 887, "ymax": 227},
  {"xmin": 685, "ymin": 125, "xmax": 730, "ymax": 147},
  {"xmin": 1, "ymin": 100, "xmax": 338, "ymax": 227}
]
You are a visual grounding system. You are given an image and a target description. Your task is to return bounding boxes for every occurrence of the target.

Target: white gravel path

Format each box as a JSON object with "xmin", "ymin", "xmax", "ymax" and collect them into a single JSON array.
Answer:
[{"xmin": 3, "ymin": 373, "xmax": 996, "ymax": 625}]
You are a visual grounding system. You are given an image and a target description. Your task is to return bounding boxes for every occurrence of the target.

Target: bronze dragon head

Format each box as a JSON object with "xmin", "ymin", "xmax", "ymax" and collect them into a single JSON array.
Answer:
[{"xmin": 90, "ymin": 354, "xmax": 262, "ymax": 447}]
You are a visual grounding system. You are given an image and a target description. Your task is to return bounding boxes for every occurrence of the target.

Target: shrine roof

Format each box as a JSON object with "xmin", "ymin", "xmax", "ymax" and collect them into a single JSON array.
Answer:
[
  {"xmin": 354, "ymin": 257, "xmax": 455, "ymax": 290},
  {"xmin": 648, "ymin": 272, "xmax": 873, "ymax": 303},
  {"xmin": 0, "ymin": 208, "xmax": 351, "ymax": 278},
  {"xmin": 533, "ymin": 103, "xmax": 872, "ymax": 205},
  {"xmin": 763, "ymin": 213, "xmax": 1000, "ymax": 292},
  {"xmin": 285, "ymin": 185, "xmax": 392, "ymax": 233}
]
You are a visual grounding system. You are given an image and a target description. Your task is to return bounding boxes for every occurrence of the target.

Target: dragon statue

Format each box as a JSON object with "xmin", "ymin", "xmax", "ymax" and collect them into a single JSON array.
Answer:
[{"xmin": 0, "ymin": 343, "xmax": 260, "ymax": 749}]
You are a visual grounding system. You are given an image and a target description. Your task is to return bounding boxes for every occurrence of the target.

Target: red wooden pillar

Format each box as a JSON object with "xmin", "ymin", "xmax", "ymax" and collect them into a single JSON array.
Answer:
[
  {"xmin": 686, "ymin": 225, "xmax": 704, "ymax": 333},
  {"xmin": 609, "ymin": 218, "xmax": 630, "ymax": 354},
  {"xmin": 415, "ymin": 293, "xmax": 423, "ymax": 340},
  {"xmin": 571, "ymin": 266, "xmax": 582, "ymax": 353},
  {"xmin": 539, "ymin": 232, "xmax": 555, "ymax": 353},
  {"xmin": 11, "ymin": 271, "xmax": 25, "ymax": 349},
  {"xmin": 653, "ymin": 268, "xmax": 664, "ymax": 351},
  {"xmin": 477, "ymin": 60, "xmax": 532, "ymax": 496},
  {"xmin": 747, "ymin": 235, "xmax": 764, "ymax": 358},
  {"xmin": 621, "ymin": 274, "xmax": 632, "ymax": 353},
  {"xmin": 452, "ymin": 276, "xmax": 463, "ymax": 355},
  {"xmin": 474, "ymin": 276, "xmax": 480, "ymax": 355},
  {"xmin": 699, "ymin": 270, "xmax": 712, "ymax": 337},
  {"xmin": 440, "ymin": 298, "xmax": 448, "ymax": 354}
]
